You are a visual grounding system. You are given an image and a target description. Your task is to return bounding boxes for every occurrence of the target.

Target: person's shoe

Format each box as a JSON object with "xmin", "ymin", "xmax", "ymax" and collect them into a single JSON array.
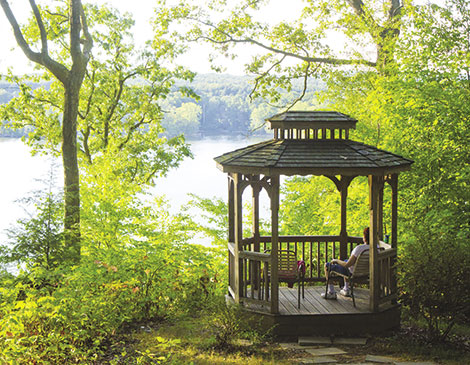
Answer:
[
  {"xmin": 340, "ymin": 288, "xmax": 351, "ymax": 297},
  {"xmin": 321, "ymin": 291, "xmax": 337, "ymax": 300}
]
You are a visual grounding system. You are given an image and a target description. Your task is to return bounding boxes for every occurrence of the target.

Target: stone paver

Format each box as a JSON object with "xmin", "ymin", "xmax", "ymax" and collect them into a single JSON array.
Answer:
[
  {"xmin": 279, "ymin": 343, "xmax": 317, "ymax": 350},
  {"xmin": 365, "ymin": 354, "xmax": 398, "ymax": 363},
  {"xmin": 333, "ymin": 337, "xmax": 368, "ymax": 345},
  {"xmin": 394, "ymin": 362, "xmax": 437, "ymax": 365},
  {"xmin": 305, "ymin": 347, "xmax": 347, "ymax": 356},
  {"xmin": 299, "ymin": 336, "xmax": 333, "ymax": 345},
  {"xmin": 297, "ymin": 356, "xmax": 338, "ymax": 364}
]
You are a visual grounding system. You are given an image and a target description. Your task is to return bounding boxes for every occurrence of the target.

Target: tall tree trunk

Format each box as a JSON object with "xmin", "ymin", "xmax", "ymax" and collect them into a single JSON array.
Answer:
[{"xmin": 62, "ymin": 72, "xmax": 83, "ymax": 261}]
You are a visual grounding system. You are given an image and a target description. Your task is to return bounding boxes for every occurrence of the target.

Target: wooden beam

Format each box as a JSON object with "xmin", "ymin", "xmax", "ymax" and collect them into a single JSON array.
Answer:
[
  {"xmin": 369, "ymin": 175, "xmax": 381, "ymax": 312},
  {"xmin": 252, "ymin": 175, "xmax": 261, "ymax": 252},
  {"xmin": 270, "ymin": 175, "xmax": 280, "ymax": 314},
  {"xmin": 234, "ymin": 173, "xmax": 244, "ymax": 302},
  {"xmin": 390, "ymin": 174, "xmax": 398, "ymax": 249},
  {"xmin": 340, "ymin": 176, "xmax": 354, "ymax": 260},
  {"xmin": 378, "ymin": 178, "xmax": 384, "ymax": 240},
  {"xmin": 228, "ymin": 174, "xmax": 235, "ymax": 243},
  {"xmin": 252, "ymin": 175, "xmax": 261, "ymax": 290},
  {"xmin": 389, "ymin": 173, "xmax": 399, "ymax": 304}
]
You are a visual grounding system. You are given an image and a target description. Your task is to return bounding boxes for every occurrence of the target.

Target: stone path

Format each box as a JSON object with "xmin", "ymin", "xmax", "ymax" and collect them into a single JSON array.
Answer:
[{"xmin": 279, "ymin": 336, "xmax": 439, "ymax": 365}]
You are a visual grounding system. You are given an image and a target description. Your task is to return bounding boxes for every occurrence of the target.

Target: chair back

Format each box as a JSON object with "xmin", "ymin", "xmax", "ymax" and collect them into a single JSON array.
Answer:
[
  {"xmin": 352, "ymin": 249, "xmax": 369, "ymax": 278},
  {"xmin": 278, "ymin": 249, "xmax": 298, "ymax": 280},
  {"xmin": 265, "ymin": 249, "xmax": 298, "ymax": 281}
]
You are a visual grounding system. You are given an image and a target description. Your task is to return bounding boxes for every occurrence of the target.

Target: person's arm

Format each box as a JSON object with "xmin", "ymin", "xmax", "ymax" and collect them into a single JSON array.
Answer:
[{"xmin": 331, "ymin": 254, "xmax": 357, "ymax": 269}]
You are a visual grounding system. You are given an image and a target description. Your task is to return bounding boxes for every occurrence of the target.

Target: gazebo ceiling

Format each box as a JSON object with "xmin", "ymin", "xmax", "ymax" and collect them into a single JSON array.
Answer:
[{"xmin": 214, "ymin": 139, "xmax": 413, "ymax": 176}]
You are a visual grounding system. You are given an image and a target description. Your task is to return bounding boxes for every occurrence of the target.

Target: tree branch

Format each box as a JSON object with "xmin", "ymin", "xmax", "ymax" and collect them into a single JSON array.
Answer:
[
  {"xmin": 70, "ymin": 0, "xmax": 83, "ymax": 66},
  {"xmin": 80, "ymin": 68, "xmax": 96, "ymax": 120},
  {"xmin": 29, "ymin": 0, "xmax": 48, "ymax": 54},
  {"xmin": 286, "ymin": 62, "xmax": 318, "ymax": 112},
  {"xmin": 347, "ymin": 0, "xmax": 380, "ymax": 37},
  {"xmin": 80, "ymin": 3, "xmax": 93, "ymax": 58},
  {"xmin": 189, "ymin": 17, "xmax": 377, "ymax": 67},
  {"xmin": 249, "ymin": 54, "xmax": 286, "ymax": 102},
  {"xmin": 0, "ymin": 0, "xmax": 69, "ymax": 83}
]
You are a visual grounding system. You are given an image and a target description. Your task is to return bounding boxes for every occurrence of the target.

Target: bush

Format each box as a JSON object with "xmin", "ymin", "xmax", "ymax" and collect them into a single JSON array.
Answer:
[
  {"xmin": 0, "ymin": 239, "xmax": 224, "ymax": 363},
  {"xmin": 399, "ymin": 228, "xmax": 470, "ymax": 341}
]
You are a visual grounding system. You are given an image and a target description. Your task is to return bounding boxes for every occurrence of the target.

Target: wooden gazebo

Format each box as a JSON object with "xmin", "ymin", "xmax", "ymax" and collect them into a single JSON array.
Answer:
[{"xmin": 214, "ymin": 111, "xmax": 413, "ymax": 336}]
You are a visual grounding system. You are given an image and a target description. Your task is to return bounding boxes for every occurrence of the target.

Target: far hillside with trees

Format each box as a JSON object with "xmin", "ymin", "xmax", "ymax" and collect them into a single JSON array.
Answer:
[{"xmin": 1, "ymin": 74, "xmax": 324, "ymax": 139}]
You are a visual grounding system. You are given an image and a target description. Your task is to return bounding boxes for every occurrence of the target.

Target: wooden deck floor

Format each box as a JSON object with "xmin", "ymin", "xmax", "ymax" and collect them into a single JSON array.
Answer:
[
  {"xmin": 239, "ymin": 286, "xmax": 400, "ymax": 336},
  {"xmin": 245, "ymin": 286, "xmax": 377, "ymax": 315},
  {"xmin": 278, "ymin": 286, "xmax": 370, "ymax": 315}
]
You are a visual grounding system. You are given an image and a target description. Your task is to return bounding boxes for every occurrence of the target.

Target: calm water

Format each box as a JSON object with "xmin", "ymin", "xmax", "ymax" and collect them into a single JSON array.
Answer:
[{"xmin": 0, "ymin": 136, "xmax": 267, "ymax": 243}]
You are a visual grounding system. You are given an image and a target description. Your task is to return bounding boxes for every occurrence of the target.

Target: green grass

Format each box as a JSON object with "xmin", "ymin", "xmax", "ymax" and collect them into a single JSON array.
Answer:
[{"xmin": 102, "ymin": 312, "xmax": 469, "ymax": 364}]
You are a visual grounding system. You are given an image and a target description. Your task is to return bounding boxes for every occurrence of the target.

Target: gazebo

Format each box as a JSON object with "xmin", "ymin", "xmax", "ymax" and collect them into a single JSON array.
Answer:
[{"xmin": 214, "ymin": 111, "xmax": 413, "ymax": 336}]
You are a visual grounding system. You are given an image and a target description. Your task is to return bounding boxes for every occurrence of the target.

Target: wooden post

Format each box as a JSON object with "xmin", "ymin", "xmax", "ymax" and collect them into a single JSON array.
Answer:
[
  {"xmin": 390, "ymin": 173, "xmax": 399, "ymax": 303},
  {"xmin": 234, "ymin": 173, "xmax": 244, "ymax": 302},
  {"xmin": 270, "ymin": 175, "xmax": 280, "ymax": 314},
  {"xmin": 228, "ymin": 174, "xmax": 235, "ymax": 243},
  {"xmin": 339, "ymin": 176, "xmax": 354, "ymax": 260},
  {"xmin": 390, "ymin": 174, "xmax": 398, "ymax": 249},
  {"xmin": 228, "ymin": 174, "xmax": 235, "ymax": 299},
  {"xmin": 369, "ymin": 175, "xmax": 381, "ymax": 312},
  {"xmin": 252, "ymin": 175, "xmax": 261, "ymax": 290},
  {"xmin": 378, "ymin": 178, "xmax": 385, "ymax": 240}
]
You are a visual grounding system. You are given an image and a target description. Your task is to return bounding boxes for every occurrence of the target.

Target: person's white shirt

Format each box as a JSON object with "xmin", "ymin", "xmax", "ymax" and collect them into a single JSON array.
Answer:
[{"xmin": 349, "ymin": 244, "xmax": 370, "ymax": 273}]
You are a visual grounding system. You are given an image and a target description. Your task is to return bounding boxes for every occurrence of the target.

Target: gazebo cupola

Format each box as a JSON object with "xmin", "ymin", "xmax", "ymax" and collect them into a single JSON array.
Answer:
[
  {"xmin": 268, "ymin": 110, "xmax": 357, "ymax": 141},
  {"xmin": 214, "ymin": 110, "xmax": 413, "ymax": 336}
]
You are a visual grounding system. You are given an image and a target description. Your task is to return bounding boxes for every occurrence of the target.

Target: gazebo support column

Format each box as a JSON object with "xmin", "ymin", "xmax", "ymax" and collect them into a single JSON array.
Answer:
[
  {"xmin": 369, "ymin": 175, "xmax": 382, "ymax": 312},
  {"xmin": 339, "ymin": 176, "xmax": 354, "ymax": 260},
  {"xmin": 270, "ymin": 175, "xmax": 280, "ymax": 314},
  {"xmin": 390, "ymin": 174, "xmax": 399, "ymax": 249},
  {"xmin": 378, "ymin": 182, "xmax": 384, "ymax": 240},
  {"xmin": 389, "ymin": 173, "xmax": 399, "ymax": 303},
  {"xmin": 327, "ymin": 175, "xmax": 355, "ymax": 260},
  {"xmin": 252, "ymin": 175, "xmax": 261, "ymax": 290},
  {"xmin": 234, "ymin": 173, "xmax": 244, "ymax": 303},
  {"xmin": 227, "ymin": 174, "xmax": 236, "ymax": 300}
]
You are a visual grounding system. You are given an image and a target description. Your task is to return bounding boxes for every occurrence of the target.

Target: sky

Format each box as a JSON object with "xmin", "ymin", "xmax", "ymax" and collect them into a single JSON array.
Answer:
[
  {"xmin": 0, "ymin": 0, "xmax": 305, "ymax": 76},
  {"xmin": 0, "ymin": 0, "xmax": 445, "ymax": 76}
]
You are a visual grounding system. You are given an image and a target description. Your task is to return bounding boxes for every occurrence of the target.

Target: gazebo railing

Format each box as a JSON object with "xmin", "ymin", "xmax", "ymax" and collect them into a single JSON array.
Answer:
[
  {"xmin": 243, "ymin": 235, "xmax": 363, "ymax": 282},
  {"xmin": 229, "ymin": 235, "xmax": 397, "ymax": 312}
]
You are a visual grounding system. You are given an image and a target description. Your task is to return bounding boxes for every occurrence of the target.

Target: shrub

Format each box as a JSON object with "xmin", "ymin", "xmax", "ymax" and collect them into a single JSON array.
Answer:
[
  {"xmin": 0, "ymin": 239, "xmax": 224, "ymax": 363},
  {"xmin": 399, "ymin": 228, "xmax": 470, "ymax": 341}
]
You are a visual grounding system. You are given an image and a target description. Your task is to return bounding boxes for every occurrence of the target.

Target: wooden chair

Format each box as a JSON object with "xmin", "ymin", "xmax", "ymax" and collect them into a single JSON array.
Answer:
[
  {"xmin": 265, "ymin": 249, "xmax": 305, "ymax": 308},
  {"xmin": 325, "ymin": 250, "xmax": 369, "ymax": 307}
]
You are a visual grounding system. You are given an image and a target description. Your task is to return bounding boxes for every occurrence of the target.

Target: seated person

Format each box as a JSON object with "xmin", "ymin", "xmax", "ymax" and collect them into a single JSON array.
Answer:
[{"xmin": 321, "ymin": 227, "xmax": 370, "ymax": 299}]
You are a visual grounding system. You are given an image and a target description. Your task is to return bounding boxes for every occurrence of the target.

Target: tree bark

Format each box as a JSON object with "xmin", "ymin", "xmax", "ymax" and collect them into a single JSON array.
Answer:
[{"xmin": 62, "ymin": 71, "xmax": 83, "ymax": 260}]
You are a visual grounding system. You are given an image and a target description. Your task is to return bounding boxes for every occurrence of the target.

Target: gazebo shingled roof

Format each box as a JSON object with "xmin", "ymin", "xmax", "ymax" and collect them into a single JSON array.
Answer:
[{"xmin": 214, "ymin": 139, "xmax": 413, "ymax": 176}]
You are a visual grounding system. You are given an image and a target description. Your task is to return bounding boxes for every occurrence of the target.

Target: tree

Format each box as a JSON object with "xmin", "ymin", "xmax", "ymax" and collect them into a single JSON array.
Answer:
[
  {"xmin": 155, "ymin": 0, "xmax": 404, "ymax": 107},
  {"xmin": 1, "ymin": 2, "xmax": 194, "ymax": 254},
  {"xmin": 1, "ymin": 0, "xmax": 92, "ymax": 261},
  {"xmin": 162, "ymin": 102, "xmax": 201, "ymax": 137}
]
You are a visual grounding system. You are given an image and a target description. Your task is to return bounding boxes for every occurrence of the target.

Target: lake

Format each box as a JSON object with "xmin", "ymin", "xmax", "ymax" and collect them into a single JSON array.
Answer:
[{"xmin": 0, "ymin": 136, "xmax": 268, "ymax": 244}]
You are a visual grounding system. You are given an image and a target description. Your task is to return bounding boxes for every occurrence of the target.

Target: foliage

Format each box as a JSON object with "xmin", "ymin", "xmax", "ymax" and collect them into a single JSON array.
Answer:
[
  {"xmin": 185, "ymin": 194, "xmax": 228, "ymax": 249},
  {"xmin": 0, "ymin": 167, "xmax": 66, "ymax": 270},
  {"xmin": 154, "ymin": 0, "xmax": 402, "ymax": 107},
  {"xmin": 280, "ymin": 175, "xmax": 370, "ymax": 237},
  {"xmin": 399, "ymin": 228, "xmax": 470, "ymax": 341},
  {"xmin": 0, "ymin": 224, "xmax": 224, "ymax": 363}
]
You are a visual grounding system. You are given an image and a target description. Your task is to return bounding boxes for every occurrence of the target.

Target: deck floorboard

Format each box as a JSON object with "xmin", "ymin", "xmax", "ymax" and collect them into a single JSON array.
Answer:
[{"xmin": 246, "ymin": 286, "xmax": 373, "ymax": 315}]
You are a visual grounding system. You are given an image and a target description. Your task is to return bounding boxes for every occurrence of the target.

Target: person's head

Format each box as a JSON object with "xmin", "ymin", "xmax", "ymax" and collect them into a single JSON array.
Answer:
[{"xmin": 363, "ymin": 227, "xmax": 370, "ymax": 244}]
